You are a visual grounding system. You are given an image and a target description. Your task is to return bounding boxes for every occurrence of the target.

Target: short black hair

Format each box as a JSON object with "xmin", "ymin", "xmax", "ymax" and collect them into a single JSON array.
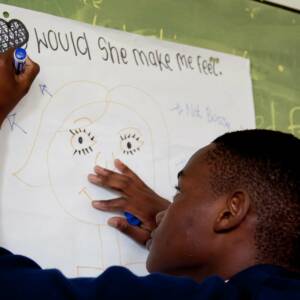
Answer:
[{"xmin": 207, "ymin": 129, "xmax": 300, "ymax": 271}]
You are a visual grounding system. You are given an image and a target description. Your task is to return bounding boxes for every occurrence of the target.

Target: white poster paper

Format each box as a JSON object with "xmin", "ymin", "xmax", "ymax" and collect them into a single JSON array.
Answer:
[{"xmin": 0, "ymin": 4, "xmax": 255, "ymax": 277}]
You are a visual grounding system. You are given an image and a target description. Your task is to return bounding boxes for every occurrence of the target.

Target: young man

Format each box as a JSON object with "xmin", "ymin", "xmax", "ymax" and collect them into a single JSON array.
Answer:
[{"xmin": 0, "ymin": 49, "xmax": 299, "ymax": 299}]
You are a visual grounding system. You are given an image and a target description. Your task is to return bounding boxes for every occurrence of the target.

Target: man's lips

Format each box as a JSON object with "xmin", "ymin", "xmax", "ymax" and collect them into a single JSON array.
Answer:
[
  {"xmin": 146, "ymin": 238, "xmax": 152, "ymax": 250},
  {"xmin": 146, "ymin": 229, "xmax": 157, "ymax": 250}
]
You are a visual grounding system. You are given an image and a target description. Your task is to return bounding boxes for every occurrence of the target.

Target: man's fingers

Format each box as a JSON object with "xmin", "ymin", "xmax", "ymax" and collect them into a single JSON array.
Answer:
[
  {"xmin": 0, "ymin": 48, "xmax": 15, "ymax": 74},
  {"xmin": 2, "ymin": 47, "xmax": 14, "ymax": 62},
  {"xmin": 92, "ymin": 198, "xmax": 127, "ymax": 212},
  {"xmin": 16, "ymin": 56, "xmax": 40, "ymax": 92},
  {"xmin": 89, "ymin": 162, "xmax": 146, "ymax": 193},
  {"xmin": 114, "ymin": 159, "xmax": 144, "ymax": 183},
  {"xmin": 24, "ymin": 56, "xmax": 40, "ymax": 80},
  {"xmin": 108, "ymin": 217, "xmax": 150, "ymax": 246},
  {"xmin": 114, "ymin": 159, "xmax": 132, "ymax": 174},
  {"xmin": 89, "ymin": 166, "xmax": 130, "ymax": 191}
]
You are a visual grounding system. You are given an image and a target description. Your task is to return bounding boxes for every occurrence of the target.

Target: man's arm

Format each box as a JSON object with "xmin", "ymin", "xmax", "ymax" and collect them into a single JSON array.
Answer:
[{"xmin": 0, "ymin": 48, "xmax": 39, "ymax": 126}]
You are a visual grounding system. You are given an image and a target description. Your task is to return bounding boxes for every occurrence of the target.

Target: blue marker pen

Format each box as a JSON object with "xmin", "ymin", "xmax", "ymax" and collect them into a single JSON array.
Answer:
[
  {"xmin": 14, "ymin": 48, "xmax": 27, "ymax": 74},
  {"xmin": 124, "ymin": 212, "xmax": 142, "ymax": 227}
]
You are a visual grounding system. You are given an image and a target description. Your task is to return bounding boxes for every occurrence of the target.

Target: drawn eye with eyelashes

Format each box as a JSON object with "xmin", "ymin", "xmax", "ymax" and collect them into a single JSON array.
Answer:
[
  {"xmin": 119, "ymin": 128, "xmax": 144, "ymax": 155},
  {"xmin": 69, "ymin": 128, "xmax": 96, "ymax": 156}
]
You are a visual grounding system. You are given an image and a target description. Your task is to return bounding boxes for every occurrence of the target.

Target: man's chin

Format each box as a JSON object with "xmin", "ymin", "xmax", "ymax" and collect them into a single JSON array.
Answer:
[
  {"xmin": 146, "ymin": 248, "xmax": 156, "ymax": 273},
  {"xmin": 146, "ymin": 246, "xmax": 164, "ymax": 273}
]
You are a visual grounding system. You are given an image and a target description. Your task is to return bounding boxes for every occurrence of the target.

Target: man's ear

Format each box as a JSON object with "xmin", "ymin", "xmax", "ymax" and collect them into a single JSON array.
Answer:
[{"xmin": 213, "ymin": 191, "xmax": 251, "ymax": 233}]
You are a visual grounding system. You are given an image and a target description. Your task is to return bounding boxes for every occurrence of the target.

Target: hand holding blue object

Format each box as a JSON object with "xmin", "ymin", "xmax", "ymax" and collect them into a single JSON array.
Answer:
[{"xmin": 124, "ymin": 212, "xmax": 142, "ymax": 226}]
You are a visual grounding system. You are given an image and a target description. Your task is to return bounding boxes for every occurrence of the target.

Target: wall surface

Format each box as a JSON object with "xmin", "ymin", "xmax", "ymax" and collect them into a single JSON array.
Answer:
[{"xmin": 1, "ymin": 0, "xmax": 300, "ymax": 136}]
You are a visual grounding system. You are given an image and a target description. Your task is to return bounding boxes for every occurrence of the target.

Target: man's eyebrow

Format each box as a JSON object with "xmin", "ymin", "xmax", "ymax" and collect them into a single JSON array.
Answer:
[{"xmin": 177, "ymin": 170, "xmax": 183, "ymax": 179}]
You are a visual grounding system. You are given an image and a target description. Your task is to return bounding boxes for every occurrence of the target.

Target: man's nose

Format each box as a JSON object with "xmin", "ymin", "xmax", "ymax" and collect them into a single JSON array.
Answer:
[{"xmin": 155, "ymin": 210, "xmax": 166, "ymax": 226}]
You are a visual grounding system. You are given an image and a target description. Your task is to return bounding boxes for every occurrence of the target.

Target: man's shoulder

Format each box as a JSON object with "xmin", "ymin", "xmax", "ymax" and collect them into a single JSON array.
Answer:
[
  {"xmin": 0, "ymin": 248, "xmax": 225, "ymax": 299},
  {"xmin": 100, "ymin": 266, "xmax": 226, "ymax": 299},
  {"xmin": 229, "ymin": 264, "xmax": 300, "ymax": 299},
  {"xmin": 1, "ymin": 248, "xmax": 299, "ymax": 299}
]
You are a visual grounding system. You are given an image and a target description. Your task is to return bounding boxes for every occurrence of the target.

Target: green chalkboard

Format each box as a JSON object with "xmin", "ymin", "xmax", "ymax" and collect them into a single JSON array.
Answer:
[{"xmin": 1, "ymin": 0, "xmax": 300, "ymax": 136}]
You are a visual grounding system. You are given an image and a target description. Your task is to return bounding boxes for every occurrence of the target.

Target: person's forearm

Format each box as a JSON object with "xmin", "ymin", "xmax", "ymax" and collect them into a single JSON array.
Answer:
[
  {"xmin": 0, "ymin": 49, "xmax": 39, "ymax": 130},
  {"xmin": 0, "ymin": 107, "xmax": 10, "ymax": 128},
  {"xmin": 0, "ymin": 111, "xmax": 7, "ymax": 128}
]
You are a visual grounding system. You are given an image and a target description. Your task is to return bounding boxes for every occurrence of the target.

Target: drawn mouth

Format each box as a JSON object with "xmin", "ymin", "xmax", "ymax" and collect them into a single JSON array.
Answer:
[{"xmin": 79, "ymin": 187, "xmax": 94, "ymax": 202}]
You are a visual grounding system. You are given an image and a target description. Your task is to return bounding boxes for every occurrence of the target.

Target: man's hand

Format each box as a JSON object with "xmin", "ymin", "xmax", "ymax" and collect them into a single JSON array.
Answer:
[
  {"xmin": 88, "ymin": 159, "xmax": 170, "ymax": 246},
  {"xmin": 0, "ymin": 48, "xmax": 40, "ymax": 126}
]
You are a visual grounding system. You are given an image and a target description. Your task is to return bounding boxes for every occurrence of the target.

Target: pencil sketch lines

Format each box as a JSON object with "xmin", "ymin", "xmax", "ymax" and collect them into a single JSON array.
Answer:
[{"xmin": 6, "ymin": 113, "xmax": 27, "ymax": 134}]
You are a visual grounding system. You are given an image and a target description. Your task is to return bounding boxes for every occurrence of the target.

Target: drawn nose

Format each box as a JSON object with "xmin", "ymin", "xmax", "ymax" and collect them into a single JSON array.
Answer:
[
  {"xmin": 94, "ymin": 151, "xmax": 116, "ymax": 170},
  {"xmin": 94, "ymin": 151, "xmax": 102, "ymax": 166}
]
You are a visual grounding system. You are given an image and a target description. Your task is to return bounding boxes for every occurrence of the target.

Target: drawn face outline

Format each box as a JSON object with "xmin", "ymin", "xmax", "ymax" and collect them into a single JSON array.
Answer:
[
  {"xmin": 11, "ymin": 82, "xmax": 170, "ymax": 275},
  {"xmin": 47, "ymin": 100, "xmax": 155, "ymax": 226},
  {"xmin": 13, "ymin": 82, "xmax": 170, "ymax": 228}
]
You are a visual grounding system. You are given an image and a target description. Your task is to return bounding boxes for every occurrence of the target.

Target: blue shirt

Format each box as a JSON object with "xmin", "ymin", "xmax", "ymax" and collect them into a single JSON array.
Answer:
[{"xmin": 0, "ymin": 247, "xmax": 299, "ymax": 299}]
